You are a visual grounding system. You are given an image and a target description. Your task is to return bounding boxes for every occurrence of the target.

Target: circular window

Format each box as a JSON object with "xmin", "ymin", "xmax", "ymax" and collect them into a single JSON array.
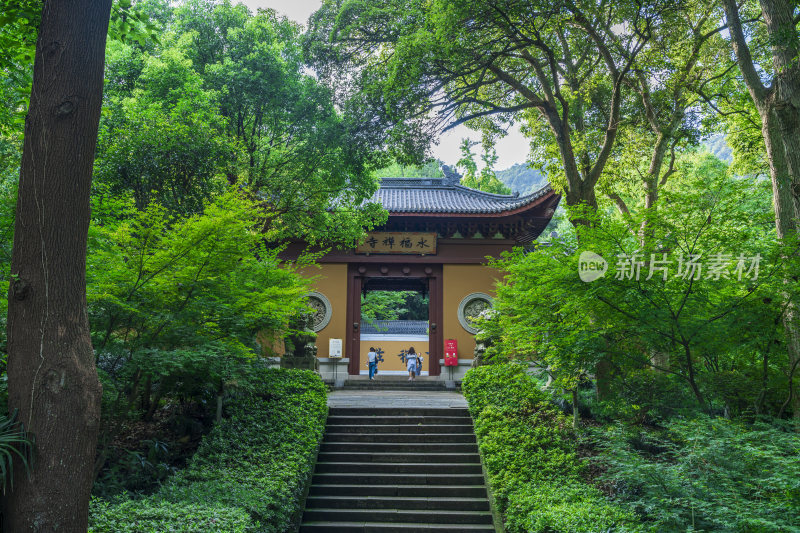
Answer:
[
  {"xmin": 457, "ymin": 292, "xmax": 493, "ymax": 334},
  {"xmin": 306, "ymin": 292, "xmax": 332, "ymax": 332}
]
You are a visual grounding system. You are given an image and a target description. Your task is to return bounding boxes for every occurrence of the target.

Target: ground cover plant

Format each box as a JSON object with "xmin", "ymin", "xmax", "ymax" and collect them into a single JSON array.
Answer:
[
  {"xmin": 462, "ymin": 364, "xmax": 640, "ymax": 533},
  {"xmin": 590, "ymin": 417, "xmax": 800, "ymax": 532},
  {"xmin": 88, "ymin": 368, "xmax": 327, "ymax": 533}
]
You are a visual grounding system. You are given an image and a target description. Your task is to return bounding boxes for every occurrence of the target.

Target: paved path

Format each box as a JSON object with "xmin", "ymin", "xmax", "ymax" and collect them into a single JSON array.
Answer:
[{"xmin": 327, "ymin": 389, "xmax": 468, "ymax": 409}]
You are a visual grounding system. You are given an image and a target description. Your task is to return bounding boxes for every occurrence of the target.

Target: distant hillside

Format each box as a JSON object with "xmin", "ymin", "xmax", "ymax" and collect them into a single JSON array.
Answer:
[
  {"xmin": 496, "ymin": 163, "xmax": 549, "ymax": 194},
  {"xmin": 704, "ymin": 134, "xmax": 733, "ymax": 164},
  {"xmin": 372, "ymin": 159, "xmax": 550, "ymax": 195}
]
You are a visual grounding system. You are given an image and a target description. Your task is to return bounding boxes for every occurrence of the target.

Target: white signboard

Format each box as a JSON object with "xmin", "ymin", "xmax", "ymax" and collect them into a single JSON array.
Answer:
[{"xmin": 329, "ymin": 338, "xmax": 343, "ymax": 358}]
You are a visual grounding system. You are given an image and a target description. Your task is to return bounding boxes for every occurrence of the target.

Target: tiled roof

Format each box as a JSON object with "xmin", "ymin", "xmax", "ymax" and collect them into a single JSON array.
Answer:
[
  {"xmin": 373, "ymin": 176, "xmax": 553, "ymax": 215},
  {"xmin": 360, "ymin": 320, "xmax": 428, "ymax": 335}
]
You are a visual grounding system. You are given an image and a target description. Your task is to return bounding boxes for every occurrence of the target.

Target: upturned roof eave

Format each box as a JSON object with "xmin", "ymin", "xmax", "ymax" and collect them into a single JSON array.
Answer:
[{"xmin": 380, "ymin": 183, "xmax": 559, "ymax": 218}]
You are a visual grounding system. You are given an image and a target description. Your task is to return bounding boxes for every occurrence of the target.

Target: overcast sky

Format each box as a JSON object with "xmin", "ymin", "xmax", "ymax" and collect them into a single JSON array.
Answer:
[{"xmin": 237, "ymin": 0, "xmax": 531, "ymax": 171}]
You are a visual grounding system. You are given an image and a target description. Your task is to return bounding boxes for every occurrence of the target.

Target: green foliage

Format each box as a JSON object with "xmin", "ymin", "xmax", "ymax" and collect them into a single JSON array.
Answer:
[
  {"xmin": 461, "ymin": 362, "xmax": 549, "ymax": 417},
  {"xmin": 88, "ymin": 190, "xmax": 307, "ymax": 356},
  {"xmin": 88, "ymin": 190, "xmax": 309, "ymax": 445},
  {"xmin": 173, "ymin": 0, "xmax": 385, "ymax": 242},
  {"xmin": 95, "ymin": 44, "xmax": 234, "ymax": 213},
  {"xmin": 478, "ymin": 152, "xmax": 796, "ymax": 417},
  {"xmin": 94, "ymin": 0, "xmax": 386, "ymax": 242},
  {"xmin": 0, "ymin": 0, "xmax": 38, "ymax": 135},
  {"xmin": 0, "ymin": 409, "xmax": 34, "ymax": 493},
  {"xmin": 90, "ymin": 368, "xmax": 328, "ymax": 532},
  {"xmin": 89, "ymin": 500, "xmax": 251, "ymax": 533},
  {"xmin": 108, "ymin": 0, "xmax": 163, "ymax": 47},
  {"xmin": 93, "ymin": 439, "xmax": 177, "ymax": 499},
  {"xmin": 457, "ymin": 138, "xmax": 512, "ymax": 195},
  {"xmin": 372, "ymin": 160, "xmax": 444, "ymax": 178},
  {"xmin": 592, "ymin": 417, "xmax": 800, "ymax": 532},
  {"xmin": 589, "ymin": 370, "xmax": 698, "ymax": 424},
  {"xmin": 361, "ymin": 291, "xmax": 409, "ymax": 323},
  {"xmin": 462, "ymin": 364, "xmax": 639, "ymax": 533},
  {"xmin": 306, "ymin": 0, "xmax": 660, "ymax": 207},
  {"xmin": 361, "ymin": 290, "xmax": 428, "ymax": 323},
  {"xmin": 0, "ymin": 177, "xmax": 14, "ymax": 361}
]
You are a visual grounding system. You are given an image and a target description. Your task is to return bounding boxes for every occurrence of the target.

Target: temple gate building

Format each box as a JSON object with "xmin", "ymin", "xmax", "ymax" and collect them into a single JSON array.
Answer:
[{"xmin": 285, "ymin": 168, "xmax": 559, "ymax": 380}]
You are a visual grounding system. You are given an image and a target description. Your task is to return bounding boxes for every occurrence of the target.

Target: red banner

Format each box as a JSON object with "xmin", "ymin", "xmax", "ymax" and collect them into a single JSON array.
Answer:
[{"xmin": 444, "ymin": 339, "xmax": 458, "ymax": 366}]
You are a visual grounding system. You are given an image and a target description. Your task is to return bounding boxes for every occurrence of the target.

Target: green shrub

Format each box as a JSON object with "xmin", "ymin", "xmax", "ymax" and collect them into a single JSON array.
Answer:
[
  {"xmin": 461, "ymin": 362, "xmax": 548, "ymax": 417},
  {"xmin": 592, "ymin": 369, "xmax": 697, "ymax": 424},
  {"xmin": 505, "ymin": 481, "xmax": 637, "ymax": 533},
  {"xmin": 90, "ymin": 368, "xmax": 327, "ymax": 532},
  {"xmin": 592, "ymin": 417, "xmax": 800, "ymax": 532},
  {"xmin": 89, "ymin": 500, "xmax": 251, "ymax": 532},
  {"xmin": 462, "ymin": 364, "xmax": 640, "ymax": 533}
]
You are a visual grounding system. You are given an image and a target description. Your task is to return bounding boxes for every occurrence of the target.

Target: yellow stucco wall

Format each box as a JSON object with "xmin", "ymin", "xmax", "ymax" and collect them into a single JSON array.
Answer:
[
  {"xmin": 359, "ymin": 340, "xmax": 430, "ymax": 372},
  {"xmin": 283, "ymin": 262, "xmax": 497, "ymax": 368},
  {"xmin": 300, "ymin": 263, "xmax": 348, "ymax": 357},
  {"xmin": 442, "ymin": 264, "xmax": 498, "ymax": 360}
]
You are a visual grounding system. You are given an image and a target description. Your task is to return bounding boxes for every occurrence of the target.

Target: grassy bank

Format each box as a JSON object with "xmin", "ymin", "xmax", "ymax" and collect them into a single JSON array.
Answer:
[
  {"xmin": 90, "ymin": 368, "xmax": 327, "ymax": 533},
  {"xmin": 462, "ymin": 364, "xmax": 639, "ymax": 533}
]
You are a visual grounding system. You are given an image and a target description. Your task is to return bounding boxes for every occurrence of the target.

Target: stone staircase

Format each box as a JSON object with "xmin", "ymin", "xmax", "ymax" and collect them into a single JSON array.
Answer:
[
  {"xmin": 341, "ymin": 376, "xmax": 451, "ymax": 391},
  {"xmin": 300, "ymin": 406, "xmax": 495, "ymax": 532}
]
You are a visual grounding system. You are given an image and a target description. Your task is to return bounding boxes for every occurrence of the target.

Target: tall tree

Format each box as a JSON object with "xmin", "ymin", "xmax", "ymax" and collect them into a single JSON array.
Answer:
[
  {"xmin": 721, "ymin": 0, "xmax": 800, "ymax": 420},
  {"xmin": 95, "ymin": 1, "xmax": 386, "ymax": 244},
  {"xmin": 604, "ymin": 0, "xmax": 728, "ymax": 221},
  {"xmin": 456, "ymin": 137, "xmax": 512, "ymax": 194},
  {"xmin": 306, "ymin": 0, "xmax": 657, "ymax": 221},
  {"xmin": 4, "ymin": 0, "xmax": 112, "ymax": 529}
]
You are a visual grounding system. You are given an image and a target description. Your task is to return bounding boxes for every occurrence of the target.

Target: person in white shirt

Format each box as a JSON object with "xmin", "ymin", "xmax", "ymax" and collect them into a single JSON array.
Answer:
[
  {"xmin": 367, "ymin": 347, "xmax": 378, "ymax": 380},
  {"xmin": 406, "ymin": 347, "xmax": 418, "ymax": 381}
]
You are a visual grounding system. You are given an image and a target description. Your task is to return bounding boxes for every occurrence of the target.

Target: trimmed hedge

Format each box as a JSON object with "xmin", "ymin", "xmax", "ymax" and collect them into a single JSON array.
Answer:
[
  {"xmin": 462, "ymin": 364, "xmax": 639, "ymax": 533},
  {"xmin": 89, "ymin": 500, "xmax": 251, "ymax": 532},
  {"xmin": 90, "ymin": 368, "xmax": 327, "ymax": 532}
]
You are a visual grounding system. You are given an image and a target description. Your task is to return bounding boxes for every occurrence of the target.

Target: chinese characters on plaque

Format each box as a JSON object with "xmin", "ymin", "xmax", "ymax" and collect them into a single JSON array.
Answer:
[{"xmin": 356, "ymin": 232, "xmax": 437, "ymax": 254}]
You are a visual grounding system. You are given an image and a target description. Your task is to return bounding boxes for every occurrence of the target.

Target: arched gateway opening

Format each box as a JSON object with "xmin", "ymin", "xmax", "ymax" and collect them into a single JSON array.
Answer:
[
  {"xmin": 347, "ymin": 263, "xmax": 442, "ymax": 376},
  {"xmin": 360, "ymin": 286, "xmax": 430, "ymax": 375},
  {"xmin": 283, "ymin": 167, "xmax": 560, "ymax": 381}
]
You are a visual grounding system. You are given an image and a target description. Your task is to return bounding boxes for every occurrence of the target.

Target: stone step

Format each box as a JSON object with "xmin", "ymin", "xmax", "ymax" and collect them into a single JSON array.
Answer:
[
  {"xmin": 346, "ymin": 375, "xmax": 443, "ymax": 381},
  {"xmin": 324, "ymin": 432, "xmax": 477, "ymax": 443},
  {"xmin": 326, "ymin": 424, "xmax": 474, "ymax": 434},
  {"xmin": 341, "ymin": 379, "xmax": 448, "ymax": 386},
  {"xmin": 314, "ymin": 462, "xmax": 482, "ymax": 475},
  {"xmin": 299, "ymin": 521, "xmax": 495, "ymax": 532},
  {"xmin": 342, "ymin": 381, "xmax": 447, "ymax": 386},
  {"xmin": 305, "ymin": 495, "xmax": 491, "ymax": 512},
  {"xmin": 327, "ymin": 415, "xmax": 471, "ymax": 425},
  {"xmin": 310, "ymin": 473, "xmax": 486, "ymax": 486},
  {"xmin": 320, "ymin": 442, "xmax": 479, "ymax": 454},
  {"xmin": 329, "ymin": 407, "xmax": 469, "ymax": 417},
  {"xmin": 317, "ymin": 451, "xmax": 481, "ymax": 464},
  {"xmin": 341, "ymin": 386, "xmax": 450, "ymax": 392},
  {"xmin": 302, "ymin": 508, "xmax": 494, "ymax": 525},
  {"xmin": 308, "ymin": 484, "xmax": 488, "ymax": 498},
  {"xmin": 301, "ymin": 402, "xmax": 494, "ymax": 533}
]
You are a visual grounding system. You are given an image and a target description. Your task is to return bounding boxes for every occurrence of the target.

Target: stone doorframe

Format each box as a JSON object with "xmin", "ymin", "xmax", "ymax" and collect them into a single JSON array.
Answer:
[{"xmin": 346, "ymin": 263, "xmax": 443, "ymax": 376}]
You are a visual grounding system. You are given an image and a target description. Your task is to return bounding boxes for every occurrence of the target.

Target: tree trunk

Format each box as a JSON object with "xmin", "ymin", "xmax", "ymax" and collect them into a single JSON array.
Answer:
[
  {"xmin": 760, "ymin": 0, "xmax": 800, "ymax": 421},
  {"xmin": 3, "ymin": 1, "xmax": 112, "ymax": 530},
  {"xmin": 216, "ymin": 390, "xmax": 224, "ymax": 424},
  {"xmin": 571, "ymin": 388, "xmax": 580, "ymax": 429},
  {"xmin": 723, "ymin": 0, "xmax": 800, "ymax": 421}
]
